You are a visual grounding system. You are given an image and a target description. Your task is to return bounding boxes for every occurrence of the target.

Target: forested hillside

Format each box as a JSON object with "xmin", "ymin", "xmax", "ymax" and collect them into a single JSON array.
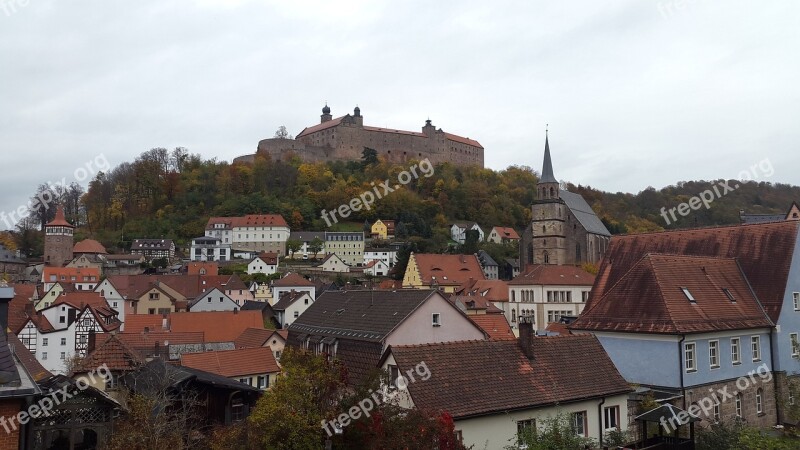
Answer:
[{"xmin": 11, "ymin": 147, "xmax": 800, "ymax": 256}]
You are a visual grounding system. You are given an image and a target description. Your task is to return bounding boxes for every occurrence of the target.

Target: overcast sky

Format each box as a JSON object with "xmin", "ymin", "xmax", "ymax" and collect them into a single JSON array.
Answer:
[{"xmin": 2, "ymin": 0, "xmax": 798, "ymax": 229}]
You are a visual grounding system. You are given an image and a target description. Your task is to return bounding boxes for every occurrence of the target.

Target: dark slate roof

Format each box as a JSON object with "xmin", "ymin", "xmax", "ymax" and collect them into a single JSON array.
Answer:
[
  {"xmin": 386, "ymin": 334, "xmax": 631, "ymax": 419},
  {"xmin": 289, "ymin": 289, "xmax": 437, "ymax": 342},
  {"xmin": 272, "ymin": 291, "xmax": 309, "ymax": 311},
  {"xmin": 740, "ymin": 214, "xmax": 786, "ymax": 224},
  {"xmin": 241, "ymin": 300, "xmax": 274, "ymax": 313},
  {"xmin": 0, "ymin": 245, "xmax": 24, "ymax": 264},
  {"xmin": 583, "ymin": 221, "xmax": 798, "ymax": 323},
  {"xmin": 571, "ymin": 254, "xmax": 773, "ymax": 334},
  {"xmin": 123, "ymin": 359, "xmax": 260, "ymax": 395},
  {"xmin": 539, "ymin": 134, "xmax": 558, "ymax": 183},
  {"xmin": 289, "ymin": 231, "xmax": 325, "ymax": 242},
  {"xmin": 477, "ymin": 250, "xmax": 498, "ymax": 267},
  {"xmin": 0, "ymin": 331, "xmax": 21, "ymax": 386},
  {"xmin": 559, "ymin": 190, "xmax": 611, "ymax": 236}
]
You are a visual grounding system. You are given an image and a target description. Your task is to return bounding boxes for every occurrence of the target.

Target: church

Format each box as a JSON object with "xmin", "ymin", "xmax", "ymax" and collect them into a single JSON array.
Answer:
[{"xmin": 520, "ymin": 133, "xmax": 611, "ymax": 267}]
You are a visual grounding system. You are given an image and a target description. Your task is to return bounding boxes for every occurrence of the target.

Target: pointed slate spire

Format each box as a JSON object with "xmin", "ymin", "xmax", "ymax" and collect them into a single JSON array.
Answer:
[{"xmin": 540, "ymin": 128, "xmax": 558, "ymax": 184}]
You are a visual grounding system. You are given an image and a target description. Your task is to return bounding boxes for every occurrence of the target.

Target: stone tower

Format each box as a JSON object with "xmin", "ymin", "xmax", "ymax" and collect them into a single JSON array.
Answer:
[
  {"xmin": 520, "ymin": 132, "xmax": 611, "ymax": 268},
  {"xmin": 44, "ymin": 205, "xmax": 74, "ymax": 267},
  {"xmin": 529, "ymin": 132, "xmax": 568, "ymax": 265}
]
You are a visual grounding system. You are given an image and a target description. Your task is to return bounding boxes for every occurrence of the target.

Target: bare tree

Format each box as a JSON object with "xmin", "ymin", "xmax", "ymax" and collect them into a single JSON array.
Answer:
[{"xmin": 274, "ymin": 126, "xmax": 292, "ymax": 140}]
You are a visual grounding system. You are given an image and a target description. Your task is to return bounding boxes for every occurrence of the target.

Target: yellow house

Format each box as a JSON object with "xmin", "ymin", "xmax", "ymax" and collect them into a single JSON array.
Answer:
[
  {"xmin": 370, "ymin": 219, "xmax": 395, "ymax": 240},
  {"xmin": 402, "ymin": 253, "xmax": 486, "ymax": 294}
]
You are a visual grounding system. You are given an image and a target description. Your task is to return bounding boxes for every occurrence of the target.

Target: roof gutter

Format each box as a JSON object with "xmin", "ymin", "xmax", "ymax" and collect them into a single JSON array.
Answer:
[{"xmin": 597, "ymin": 396, "xmax": 606, "ymax": 447}]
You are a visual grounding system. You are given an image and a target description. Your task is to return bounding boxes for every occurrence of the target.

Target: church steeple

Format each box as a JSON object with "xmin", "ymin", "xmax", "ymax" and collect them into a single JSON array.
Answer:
[{"xmin": 537, "ymin": 128, "xmax": 560, "ymax": 200}]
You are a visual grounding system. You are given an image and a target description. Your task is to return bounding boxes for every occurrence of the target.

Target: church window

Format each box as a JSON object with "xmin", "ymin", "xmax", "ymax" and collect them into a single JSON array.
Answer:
[{"xmin": 543, "ymin": 251, "xmax": 550, "ymax": 264}]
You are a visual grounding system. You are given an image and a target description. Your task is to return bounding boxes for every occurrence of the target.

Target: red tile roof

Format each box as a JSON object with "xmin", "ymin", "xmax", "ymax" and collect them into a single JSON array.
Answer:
[
  {"xmin": 272, "ymin": 272, "xmax": 315, "ymax": 287},
  {"xmin": 123, "ymin": 314, "xmax": 169, "ymax": 333},
  {"xmin": 491, "ymin": 226, "xmax": 520, "ymax": 240},
  {"xmin": 180, "ymin": 347, "xmax": 280, "ymax": 378},
  {"xmin": 386, "ymin": 334, "xmax": 630, "ymax": 419},
  {"xmin": 457, "ymin": 279, "xmax": 509, "ymax": 302},
  {"xmin": 572, "ymin": 254, "xmax": 774, "ymax": 334},
  {"xmin": 410, "ymin": 253, "xmax": 486, "ymax": 287},
  {"xmin": 508, "ymin": 264, "xmax": 595, "ymax": 286},
  {"xmin": 42, "ymin": 267, "xmax": 101, "ymax": 284},
  {"xmin": 170, "ymin": 311, "xmax": 264, "ymax": 343},
  {"xmin": 9, "ymin": 284, "xmax": 36, "ymax": 334},
  {"xmin": 205, "ymin": 214, "xmax": 288, "ymax": 230},
  {"xmin": 444, "ymin": 132, "xmax": 483, "ymax": 148},
  {"xmin": 73, "ymin": 239, "xmax": 108, "ymax": 254},
  {"xmin": 234, "ymin": 327, "xmax": 277, "ymax": 349},
  {"xmin": 295, "ymin": 116, "xmax": 345, "ymax": 138},
  {"xmin": 45, "ymin": 205, "xmax": 73, "ymax": 227},
  {"xmin": 586, "ymin": 221, "xmax": 798, "ymax": 322},
  {"xmin": 74, "ymin": 334, "xmax": 144, "ymax": 373},
  {"xmin": 544, "ymin": 322, "xmax": 572, "ymax": 335},
  {"xmin": 468, "ymin": 314, "xmax": 516, "ymax": 341}
]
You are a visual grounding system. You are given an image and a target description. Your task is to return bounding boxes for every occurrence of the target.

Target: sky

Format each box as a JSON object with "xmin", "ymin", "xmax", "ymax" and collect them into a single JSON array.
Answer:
[{"xmin": 2, "ymin": 0, "xmax": 799, "ymax": 229}]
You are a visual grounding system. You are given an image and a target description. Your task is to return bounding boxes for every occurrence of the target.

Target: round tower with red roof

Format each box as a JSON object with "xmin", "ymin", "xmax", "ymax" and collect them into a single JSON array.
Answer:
[{"xmin": 44, "ymin": 205, "xmax": 74, "ymax": 267}]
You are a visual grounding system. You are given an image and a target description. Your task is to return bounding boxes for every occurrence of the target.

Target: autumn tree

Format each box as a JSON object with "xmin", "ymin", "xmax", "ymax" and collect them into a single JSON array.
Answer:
[
  {"xmin": 309, "ymin": 237, "xmax": 323, "ymax": 259},
  {"xmin": 286, "ymin": 239, "xmax": 302, "ymax": 259}
]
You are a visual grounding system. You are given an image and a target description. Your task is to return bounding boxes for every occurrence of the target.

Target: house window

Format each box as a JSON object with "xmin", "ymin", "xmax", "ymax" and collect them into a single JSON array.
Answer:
[
  {"xmin": 59, "ymin": 316, "xmax": 65, "ymax": 324},
  {"xmin": 432, "ymin": 313, "xmax": 441, "ymax": 327},
  {"xmin": 709, "ymin": 340, "xmax": 720, "ymax": 368},
  {"xmin": 756, "ymin": 388, "xmax": 764, "ymax": 414},
  {"xmin": 684, "ymin": 343, "xmax": 696, "ymax": 372},
  {"xmin": 791, "ymin": 333, "xmax": 799, "ymax": 358},
  {"xmin": 43, "ymin": 338, "xmax": 48, "ymax": 346},
  {"xmin": 293, "ymin": 311, "xmax": 299, "ymax": 318},
  {"xmin": 388, "ymin": 365, "xmax": 400, "ymax": 390},
  {"xmin": 60, "ymin": 352, "xmax": 66, "ymax": 360},
  {"xmin": 752, "ymin": 336, "xmax": 762, "ymax": 361},
  {"xmin": 517, "ymin": 419, "xmax": 535, "ymax": 443},
  {"xmin": 42, "ymin": 352, "xmax": 48, "ymax": 360},
  {"xmin": 713, "ymin": 402, "xmax": 721, "ymax": 422},
  {"xmin": 735, "ymin": 393, "xmax": 742, "ymax": 417},
  {"xmin": 794, "ymin": 292, "xmax": 800, "ymax": 311},
  {"xmin": 149, "ymin": 292, "xmax": 159, "ymax": 300},
  {"xmin": 572, "ymin": 411, "xmax": 587, "ymax": 436},
  {"xmin": 60, "ymin": 338, "xmax": 66, "ymax": 346},
  {"xmin": 511, "ymin": 309, "xmax": 516, "ymax": 323},
  {"xmin": 257, "ymin": 376, "xmax": 267, "ymax": 389},
  {"xmin": 604, "ymin": 406, "xmax": 619, "ymax": 430},
  {"xmin": 731, "ymin": 338, "xmax": 741, "ymax": 364},
  {"xmin": 582, "ymin": 291, "xmax": 589, "ymax": 302},
  {"xmin": 231, "ymin": 398, "xmax": 245, "ymax": 422}
]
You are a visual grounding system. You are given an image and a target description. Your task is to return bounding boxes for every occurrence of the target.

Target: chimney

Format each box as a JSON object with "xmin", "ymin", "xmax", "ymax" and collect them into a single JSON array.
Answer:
[
  {"xmin": 518, "ymin": 316, "xmax": 534, "ymax": 360},
  {"xmin": 0, "ymin": 284, "xmax": 14, "ymax": 336}
]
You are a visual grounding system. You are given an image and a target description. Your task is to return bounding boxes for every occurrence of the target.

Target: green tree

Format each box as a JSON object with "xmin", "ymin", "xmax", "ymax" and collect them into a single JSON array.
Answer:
[
  {"xmin": 361, "ymin": 147, "xmax": 378, "ymax": 167},
  {"xmin": 309, "ymin": 237, "xmax": 323, "ymax": 260},
  {"xmin": 505, "ymin": 413, "xmax": 595, "ymax": 450},
  {"xmin": 286, "ymin": 238, "xmax": 302, "ymax": 259}
]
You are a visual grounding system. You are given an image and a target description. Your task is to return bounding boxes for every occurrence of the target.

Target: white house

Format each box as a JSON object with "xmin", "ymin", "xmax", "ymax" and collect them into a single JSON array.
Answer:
[
  {"xmin": 318, "ymin": 253, "xmax": 350, "ymax": 273},
  {"xmin": 272, "ymin": 291, "xmax": 314, "ymax": 328},
  {"xmin": 18, "ymin": 291, "xmax": 121, "ymax": 374},
  {"xmin": 364, "ymin": 248, "xmax": 398, "ymax": 268},
  {"xmin": 189, "ymin": 287, "xmax": 239, "ymax": 312},
  {"xmin": 450, "ymin": 222, "xmax": 484, "ymax": 244},
  {"xmin": 248, "ymin": 252, "xmax": 279, "ymax": 275},
  {"xmin": 364, "ymin": 260, "xmax": 390, "ymax": 277},
  {"xmin": 190, "ymin": 236, "xmax": 232, "ymax": 262},
  {"xmin": 378, "ymin": 325, "xmax": 631, "ymax": 450},
  {"xmin": 206, "ymin": 214, "xmax": 290, "ymax": 256},
  {"xmin": 507, "ymin": 264, "xmax": 595, "ymax": 330},
  {"xmin": 271, "ymin": 273, "xmax": 315, "ymax": 306}
]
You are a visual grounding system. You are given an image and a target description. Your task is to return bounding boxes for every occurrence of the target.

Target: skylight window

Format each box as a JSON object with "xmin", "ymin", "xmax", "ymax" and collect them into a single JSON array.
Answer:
[
  {"xmin": 722, "ymin": 288, "xmax": 736, "ymax": 302},
  {"xmin": 681, "ymin": 287, "xmax": 696, "ymax": 303}
]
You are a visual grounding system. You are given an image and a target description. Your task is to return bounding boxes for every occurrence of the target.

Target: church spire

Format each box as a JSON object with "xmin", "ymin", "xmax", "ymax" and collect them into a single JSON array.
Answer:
[{"xmin": 539, "ymin": 127, "xmax": 558, "ymax": 184}]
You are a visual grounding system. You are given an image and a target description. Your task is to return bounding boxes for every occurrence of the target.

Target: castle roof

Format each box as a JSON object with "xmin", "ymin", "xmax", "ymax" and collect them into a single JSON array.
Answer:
[{"xmin": 46, "ymin": 205, "xmax": 73, "ymax": 228}]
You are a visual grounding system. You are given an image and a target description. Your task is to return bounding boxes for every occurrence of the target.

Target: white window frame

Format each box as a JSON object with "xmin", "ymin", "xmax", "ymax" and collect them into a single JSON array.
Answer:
[
  {"xmin": 572, "ymin": 411, "xmax": 587, "ymax": 437},
  {"xmin": 432, "ymin": 313, "xmax": 441, "ymax": 327},
  {"xmin": 756, "ymin": 389, "xmax": 763, "ymax": 414},
  {"xmin": 791, "ymin": 333, "xmax": 799, "ymax": 358},
  {"xmin": 731, "ymin": 337, "xmax": 741, "ymax": 365},
  {"xmin": 603, "ymin": 406, "xmax": 620, "ymax": 431},
  {"xmin": 709, "ymin": 340, "xmax": 720, "ymax": 368},
  {"xmin": 794, "ymin": 292, "xmax": 800, "ymax": 311},
  {"xmin": 735, "ymin": 394, "xmax": 742, "ymax": 417},
  {"xmin": 684, "ymin": 342, "xmax": 697, "ymax": 372},
  {"xmin": 752, "ymin": 336, "xmax": 762, "ymax": 361}
]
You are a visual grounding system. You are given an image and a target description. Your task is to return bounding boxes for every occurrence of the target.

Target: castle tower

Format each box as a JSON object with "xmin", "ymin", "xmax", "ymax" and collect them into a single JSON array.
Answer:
[
  {"xmin": 44, "ymin": 205, "xmax": 74, "ymax": 267},
  {"xmin": 321, "ymin": 103, "xmax": 332, "ymax": 123},
  {"xmin": 353, "ymin": 106, "xmax": 363, "ymax": 126}
]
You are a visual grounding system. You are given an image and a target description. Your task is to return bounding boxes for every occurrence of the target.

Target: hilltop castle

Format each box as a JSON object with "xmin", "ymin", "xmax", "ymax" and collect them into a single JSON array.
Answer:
[{"xmin": 234, "ymin": 105, "xmax": 484, "ymax": 167}]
